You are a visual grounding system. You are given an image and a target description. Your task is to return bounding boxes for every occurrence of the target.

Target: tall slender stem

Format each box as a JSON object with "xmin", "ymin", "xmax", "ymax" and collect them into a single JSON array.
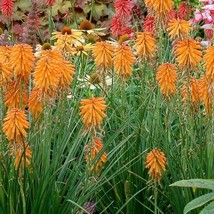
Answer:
[
  {"xmin": 19, "ymin": 179, "xmax": 26, "ymax": 214},
  {"xmin": 90, "ymin": 0, "xmax": 95, "ymax": 22},
  {"xmin": 154, "ymin": 182, "xmax": 158, "ymax": 214},
  {"xmin": 48, "ymin": 7, "xmax": 54, "ymax": 45},
  {"xmin": 71, "ymin": 0, "xmax": 78, "ymax": 28}
]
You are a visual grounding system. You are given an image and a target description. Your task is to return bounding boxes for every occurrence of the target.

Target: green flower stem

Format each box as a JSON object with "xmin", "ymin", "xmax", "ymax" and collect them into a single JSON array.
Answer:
[
  {"xmin": 90, "ymin": 0, "xmax": 95, "ymax": 22},
  {"xmin": 71, "ymin": 0, "xmax": 78, "ymax": 28},
  {"xmin": 48, "ymin": 7, "xmax": 54, "ymax": 45},
  {"xmin": 19, "ymin": 179, "xmax": 26, "ymax": 214},
  {"xmin": 154, "ymin": 182, "xmax": 158, "ymax": 214}
]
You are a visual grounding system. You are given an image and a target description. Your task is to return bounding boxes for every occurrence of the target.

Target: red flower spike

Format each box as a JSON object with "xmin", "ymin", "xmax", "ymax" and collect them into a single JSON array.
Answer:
[{"xmin": 1, "ymin": 0, "xmax": 14, "ymax": 17}]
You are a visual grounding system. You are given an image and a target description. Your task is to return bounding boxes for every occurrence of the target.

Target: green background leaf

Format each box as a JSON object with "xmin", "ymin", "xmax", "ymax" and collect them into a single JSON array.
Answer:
[
  {"xmin": 200, "ymin": 201, "xmax": 214, "ymax": 214},
  {"xmin": 184, "ymin": 192, "xmax": 214, "ymax": 214},
  {"xmin": 170, "ymin": 179, "xmax": 214, "ymax": 191}
]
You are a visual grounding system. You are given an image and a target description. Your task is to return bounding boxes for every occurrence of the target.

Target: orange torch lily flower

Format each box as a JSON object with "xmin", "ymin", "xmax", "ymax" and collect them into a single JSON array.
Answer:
[
  {"xmin": 79, "ymin": 95, "xmax": 107, "ymax": 131},
  {"xmin": 145, "ymin": 148, "xmax": 167, "ymax": 181},
  {"xmin": 3, "ymin": 108, "xmax": 29, "ymax": 143}
]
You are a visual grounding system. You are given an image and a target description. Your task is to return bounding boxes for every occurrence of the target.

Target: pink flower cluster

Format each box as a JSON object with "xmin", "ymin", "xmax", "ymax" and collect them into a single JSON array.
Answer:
[
  {"xmin": 110, "ymin": 0, "xmax": 136, "ymax": 39},
  {"xmin": 191, "ymin": 0, "xmax": 214, "ymax": 43}
]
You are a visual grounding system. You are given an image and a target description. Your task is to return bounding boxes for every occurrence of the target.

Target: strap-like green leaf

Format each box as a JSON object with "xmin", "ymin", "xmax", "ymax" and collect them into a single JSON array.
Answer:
[
  {"xmin": 200, "ymin": 201, "xmax": 214, "ymax": 214},
  {"xmin": 170, "ymin": 179, "xmax": 214, "ymax": 190},
  {"xmin": 184, "ymin": 192, "xmax": 214, "ymax": 214}
]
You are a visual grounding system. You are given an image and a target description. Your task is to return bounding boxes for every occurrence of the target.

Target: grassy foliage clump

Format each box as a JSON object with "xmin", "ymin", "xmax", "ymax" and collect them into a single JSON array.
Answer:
[{"xmin": 0, "ymin": 0, "xmax": 213, "ymax": 213}]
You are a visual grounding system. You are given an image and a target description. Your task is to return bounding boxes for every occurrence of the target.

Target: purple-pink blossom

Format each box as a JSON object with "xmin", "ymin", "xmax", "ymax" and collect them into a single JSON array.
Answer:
[
  {"xmin": 203, "ymin": 4, "xmax": 214, "ymax": 10},
  {"xmin": 201, "ymin": 23, "xmax": 213, "ymax": 29},
  {"xmin": 193, "ymin": 9, "xmax": 203, "ymax": 22}
]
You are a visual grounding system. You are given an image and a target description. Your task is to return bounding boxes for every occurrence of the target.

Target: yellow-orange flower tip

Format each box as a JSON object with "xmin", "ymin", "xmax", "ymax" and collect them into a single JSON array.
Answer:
[
  {"xmin": 144, "ymin": 0, "xmax": 161, "ymax": 16},
  {"xmin": 0, "ymin": 46, "xmax": 11, "ymax": 64},
  {"xmin": 33, "ymin": 50, "xmax": 63, "ymax": 95},
  {"xmin": 0, "ymin": 28, "xmax": 3, "ymax": 35},
  {"xmin": 199, "ymin": 75, "xmax": 213, "ymax": 114},
  {"xmin": 114, "ymin": 44, "xmax": 135, "ymax": 78},
  {"xmin": 28, "ymin": 87, "xmax": 43, "ymax": 119},
  {"xmin": 92, "ymin": 41, "xmax": 114, "ymax": 70},
  {"xmin": 79, "ymin": 20, "xmax": 93, "ymax": 31},
  {"xmin": 85, "ymin": 137, "xmax": 107, "ymax": 173},
  {"xmin": 118, "ymin": 34, "xmax": 129, "ymax": 45},
  {"xmin": 42, "ymin": 42, "xmax": 52, "ymax": 50},
  {"xmin": 10, "ymin": 142, "xmax": 32, "ymax": 169},
  {"xmin": 156, "ymin": 63, "xmax": 177, "ymax": 97},
  {"xmin": 167, "ymin": 19, "xmax": 191, "ymax": 40},
  {"xmin": 0, "ymin": 62, "xmax": 13, "ymax": 87},
  {"xmin": 133, "ymin": 32, "xmax": 156, "ymax": 59},
  {"xmin": 39, "ymin": 48, "xmax": 63, "ymax": 60},
  {"xmin": 10, "ymin": 44, "xmax": 35, "ymax": 83},
  {"xmin": 145, "ymin": 148, "xmax": 167, "ymax": 181},
  {"xmin": 146, "ymin": 0, "xmax": 174, "ymax": 21},
  {"xmin": 58, "ymin": 60, "xmax": 75, "ymax": 89},
  {"xmin": 3, "ymin": 108, "xmax": 29, "ymax": 143},
  {"xmin": 79, "ymin": 95, "xmax": 107, "ymax": 130},
  {"xmin": 61, "ymin": 26, "xmax": 72, "ymax": 35},
  {"xmin": 4, "ymin": 81, "xmax": 28, "ymax": 109},
  {"xmin": 204, "ymin": 46, "xmax": 214, "ymax": 84},
  {"xmin": 181, "ymin": 78, "xmax": 200, "ymax": 106},
  {"xmin": 174, "ymin": 38, "xmax": 202, "ymax": 70}
]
